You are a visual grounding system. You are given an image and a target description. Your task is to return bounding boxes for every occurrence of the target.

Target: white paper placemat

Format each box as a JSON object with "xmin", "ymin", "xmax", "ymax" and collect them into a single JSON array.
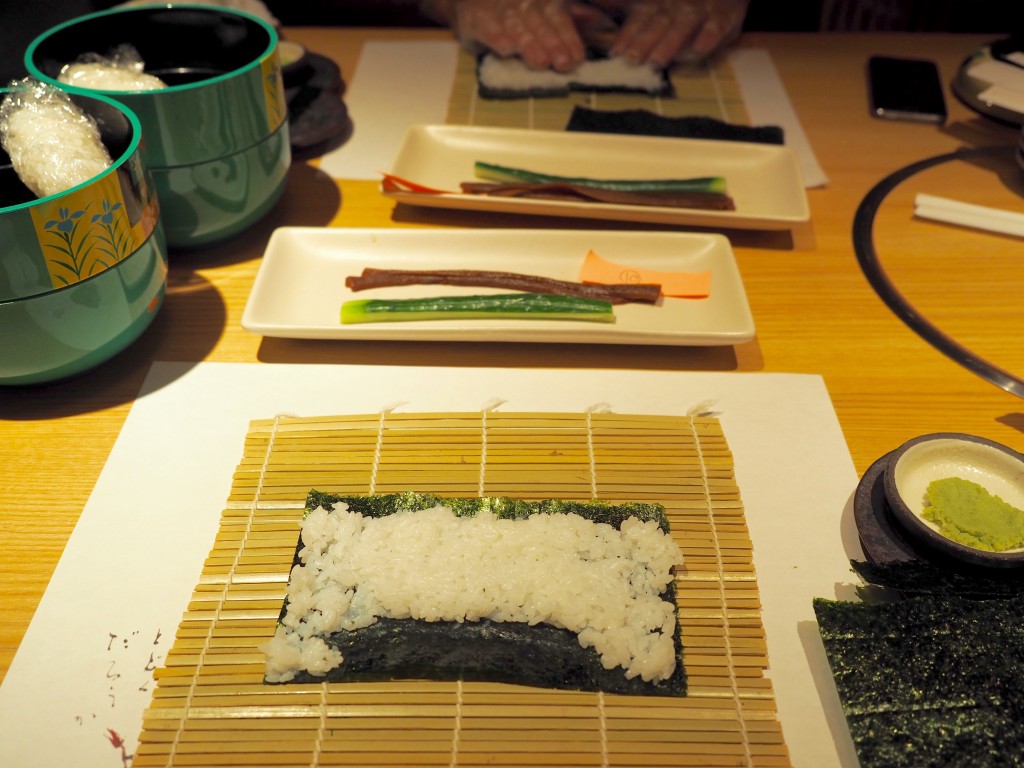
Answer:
[
  {"xmin": 317, "ymin": 40, "xmax": 461, "ymax": 179},
  {"xmin": 0, "ymin": 362, "xmax": 859, "ymax": 767},
  {"xmin": 728, "ymin": 48, "xmax": 829, "ymax": 188}
]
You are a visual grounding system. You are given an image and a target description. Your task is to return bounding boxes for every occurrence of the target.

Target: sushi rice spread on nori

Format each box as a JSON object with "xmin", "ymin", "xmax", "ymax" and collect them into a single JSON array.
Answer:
[
  {"xmin": 263, "ymin": 492, "xmax": 687, "ymax": 695},
  {"xmin": 476, "ymin": 52, "xmax": 671, "ymax": 99}
]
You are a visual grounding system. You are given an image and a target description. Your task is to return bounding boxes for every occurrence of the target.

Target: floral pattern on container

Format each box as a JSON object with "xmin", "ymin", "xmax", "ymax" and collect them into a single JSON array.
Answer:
[{"xmin": 29, "ymin": 155, "xmax": 160, "ymax": 290}]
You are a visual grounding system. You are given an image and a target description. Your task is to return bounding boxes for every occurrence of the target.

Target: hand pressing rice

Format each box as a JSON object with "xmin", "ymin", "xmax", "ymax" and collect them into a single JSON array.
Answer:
[
  {"xmin": 57, "ymin": 43, "xmax": 167, "ymax": 92},
  {"xmin": 264, "ymin": 499, "xmax": 684, "ymax": 686},
  {"xmin": 0, "ymin": 78, "xmax": 112, "ymax": 198}
]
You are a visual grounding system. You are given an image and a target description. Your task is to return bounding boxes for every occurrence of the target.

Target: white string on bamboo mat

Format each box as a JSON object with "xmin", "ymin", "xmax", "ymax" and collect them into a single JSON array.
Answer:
[
  {"xmin": 163, "ymin": 414, "xmax": 283, "ymax": 767},
  {"xmin": 479, "ymin": 399, "xmax": 504, "ymax": 497},
  {"xmin": 584, "ymin": 404, "xmax": 611, "ymax": 767},
  {"xmin": 710, "ymin": 62, "xmax": 727, "ymax": 121},
  {"xmin": 369, "ymin": 407, "xmax": 394, "ymax": 494},
  {"xmin": 309, "ymin": 681, "xmax": 330, "ymax": 768},
  {"xmin": 688, "ymin": 411, "xmax": 753, "ymax": 767},
  {"xmin": 584, "ymin": 403, "xmax": 611, "ymax": 501},
  {"xmin": 478, "ymin": 413, "xmax": 488, "ymax": 498},
  {"xmin": 467, "ymin": 81, "xmax": 478, "ymax": 125},
  {"xmin": 448, "ymin": 679, "xmax": 464, "ymax": 768}
]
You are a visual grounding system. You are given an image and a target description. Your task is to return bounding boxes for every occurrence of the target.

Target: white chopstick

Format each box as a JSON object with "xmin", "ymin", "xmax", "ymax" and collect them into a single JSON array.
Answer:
[{"xmin": 914, "ymin": 193, "xmax": 1024, "ymax": 238}]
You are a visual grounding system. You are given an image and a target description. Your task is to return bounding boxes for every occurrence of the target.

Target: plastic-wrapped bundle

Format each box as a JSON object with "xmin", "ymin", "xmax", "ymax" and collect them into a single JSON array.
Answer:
[
  {"xmin": 58, "ymin": 43, "xmax": 167, "ymax": 92},
  {"xmin": 0, "ymin": 78, "xmax": 113, "ymax": 198}
]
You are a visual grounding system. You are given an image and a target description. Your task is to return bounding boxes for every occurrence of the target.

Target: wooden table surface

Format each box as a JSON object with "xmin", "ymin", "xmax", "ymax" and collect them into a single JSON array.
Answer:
[{"xmin": 3, "ymin": 28, "xmax": 1023, "ymax": 685}]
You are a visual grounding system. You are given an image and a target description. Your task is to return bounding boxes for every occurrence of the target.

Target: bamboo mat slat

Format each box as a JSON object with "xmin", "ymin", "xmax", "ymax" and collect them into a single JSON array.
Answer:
[{"xmin": 134, "ymin": 411, "xmax": 790, "ymax": 767}]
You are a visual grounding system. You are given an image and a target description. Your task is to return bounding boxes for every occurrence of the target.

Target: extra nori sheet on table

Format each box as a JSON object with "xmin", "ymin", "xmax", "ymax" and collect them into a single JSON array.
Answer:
[
  {"xmin": 814, "ymin": 562, "xmax": 1024, "ymax": 768},
  {"xmin": 270, "ymin": 490, "xmax": 687, "ymax": 697}
]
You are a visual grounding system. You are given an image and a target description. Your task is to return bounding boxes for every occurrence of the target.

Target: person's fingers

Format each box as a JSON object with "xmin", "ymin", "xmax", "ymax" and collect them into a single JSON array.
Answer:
[
  {"xmin": 518, "ymin": 1, "xmax": 585, "ymax": 70},
  {"xmin": 544, "ymin": 1, "xmax": 587, "ymax": 65},
  {"xmin": 568, "ymin": 0, "xmax": 618, "ymax": 47},
  {"xmin": 645, "ymin": 23, "xmax": 695, "ymax": 67},
  {"xmin": 607, "ymin": 0, "xmax": 750, "ymax": 65},
  {"xmin": 453, "ymin": 0, "xmax": 519, "ymax": 56},
  {"xmin": 567, "ymin": 0, "xmax": 618, "ymax": 30},
  {"xmin": 453, "ymin": 0, "xmax": 584, "ymax": 71},
  {"xmin": 478, "ymin": 22, "xmax": 518, "ymax": 57},
  {"xmin": 611, "ymin": 2, "xmax": 703, "ymax": 67},
  {"xmin": 689, "ymin": 0, "xmax": 748, "ymax": 56}
]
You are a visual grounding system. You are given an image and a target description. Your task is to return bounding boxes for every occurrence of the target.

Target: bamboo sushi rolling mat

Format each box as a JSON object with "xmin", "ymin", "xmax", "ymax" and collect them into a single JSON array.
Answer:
[
  {"xmin": 134, "ymin": 411, "xmax": 789, "ymax": 767},
  {"xmin": 445, "ymin": 50, "xmax": 749, "ymax": 129}
]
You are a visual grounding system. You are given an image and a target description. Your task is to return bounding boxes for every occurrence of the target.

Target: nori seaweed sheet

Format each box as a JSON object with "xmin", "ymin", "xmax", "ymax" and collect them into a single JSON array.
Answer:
[
  {"xmin": 814, "ymin": 561, "xmax": 1024, "ymax": 767},
  {"xmin": 851, "ymin": 559, "xmax": 1024, "ymax": 597},
  {"xmin": 269, "ymin": 491, "xmax": 686, "ymax": 697},
  {"xmin": 565, "ymin": 108, "xmax": 786, "ymax": 145}
]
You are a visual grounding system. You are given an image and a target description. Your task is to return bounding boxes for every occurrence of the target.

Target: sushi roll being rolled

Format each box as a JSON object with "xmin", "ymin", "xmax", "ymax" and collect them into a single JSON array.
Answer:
[{"xmin": 477, "ymin": 51, "xmax": 673, "ymax": 99}]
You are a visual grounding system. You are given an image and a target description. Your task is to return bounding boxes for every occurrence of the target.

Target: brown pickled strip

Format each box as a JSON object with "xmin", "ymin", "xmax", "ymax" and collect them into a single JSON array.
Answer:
[
  {"xmin": 345, "ymin": 268, "xmax": 662, "ymax": 304},
  {"xmin": 459, "ymin": 181, "xmax": 736, "ymax": 211}
]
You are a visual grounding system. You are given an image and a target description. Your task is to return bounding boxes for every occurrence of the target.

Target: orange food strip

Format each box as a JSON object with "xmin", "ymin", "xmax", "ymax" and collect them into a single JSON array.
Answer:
[
  {"xmin": 380, "ymin": 173, "xmax": 450, "ymax": 194},
  {"xmin": 580, "ymin": 250, "xmax": 711, "ymax": 298}
]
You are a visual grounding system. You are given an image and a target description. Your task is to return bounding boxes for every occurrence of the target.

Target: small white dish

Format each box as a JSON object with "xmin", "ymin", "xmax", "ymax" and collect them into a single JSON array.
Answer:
[
  {"xmin": 884, "ymin": 433, "xmax": 1024, "ymax": 568},
  {"xmin": 241, "ymin": 227, "xmax": 755, "ymax": 345},
  {"xmin": 382, "ymin": 125, "xmax": 810, "ymax": 231}
]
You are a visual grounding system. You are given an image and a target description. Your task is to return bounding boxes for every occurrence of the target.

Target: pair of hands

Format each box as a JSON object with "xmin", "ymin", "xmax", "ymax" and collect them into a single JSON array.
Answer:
[{"xmin": 441, "ymin": 0, "xmax": 750, "ymax": 71}]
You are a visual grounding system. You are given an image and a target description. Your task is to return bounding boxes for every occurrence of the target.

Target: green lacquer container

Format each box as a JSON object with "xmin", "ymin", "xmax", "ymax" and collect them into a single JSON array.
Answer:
[
  {"xmin": 0, "ymin": 89, "xmax": 168, "ymax": 385},
  {"xmin": 26, "ymin": 4, "xmax": 290, "ymax": 249}
]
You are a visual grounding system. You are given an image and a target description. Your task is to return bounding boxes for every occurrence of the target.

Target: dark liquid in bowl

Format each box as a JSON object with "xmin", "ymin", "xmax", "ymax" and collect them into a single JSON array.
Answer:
[
  {"xmin": 147, "ymin": 67, "xmax": 226, "ymax": 86},
  {"xmin": 0, "ymin": 164, "xmax": 35, "ymax": 209}
]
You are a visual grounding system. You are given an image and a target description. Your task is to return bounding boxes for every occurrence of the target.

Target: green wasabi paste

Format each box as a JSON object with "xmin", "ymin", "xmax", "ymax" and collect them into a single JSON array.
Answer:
[{"xmin": 922, "ymin": 477, "xmax": 1024, "ymax": 552}]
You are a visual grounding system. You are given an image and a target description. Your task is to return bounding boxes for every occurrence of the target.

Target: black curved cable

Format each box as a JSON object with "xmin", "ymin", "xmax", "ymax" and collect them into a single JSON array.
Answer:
[{"xmin": 852, "ymin": 145, "xmax": 1024, "ymax": 398}]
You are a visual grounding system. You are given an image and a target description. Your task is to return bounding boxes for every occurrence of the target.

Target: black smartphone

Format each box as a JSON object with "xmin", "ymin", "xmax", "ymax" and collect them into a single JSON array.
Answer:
[{"xmin": 867, "ymin": 55, "xmax": 947, "ymax": 124}]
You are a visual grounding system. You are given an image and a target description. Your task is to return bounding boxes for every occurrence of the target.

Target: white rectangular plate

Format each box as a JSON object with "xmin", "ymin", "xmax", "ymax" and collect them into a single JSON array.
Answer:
[
  {"xmin": 242, "ymin": 228, "xmax": 755, "ymax": 346},
  {"xmin": 382, "ymin": 125, "xmax": 810, "ymax": 230}
]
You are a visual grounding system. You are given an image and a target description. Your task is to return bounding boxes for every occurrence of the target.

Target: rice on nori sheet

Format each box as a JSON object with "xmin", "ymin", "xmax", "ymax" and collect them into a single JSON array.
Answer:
[{"xmin": 263, "ymin": 492, "xmax": 686, "ymax": 696}]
